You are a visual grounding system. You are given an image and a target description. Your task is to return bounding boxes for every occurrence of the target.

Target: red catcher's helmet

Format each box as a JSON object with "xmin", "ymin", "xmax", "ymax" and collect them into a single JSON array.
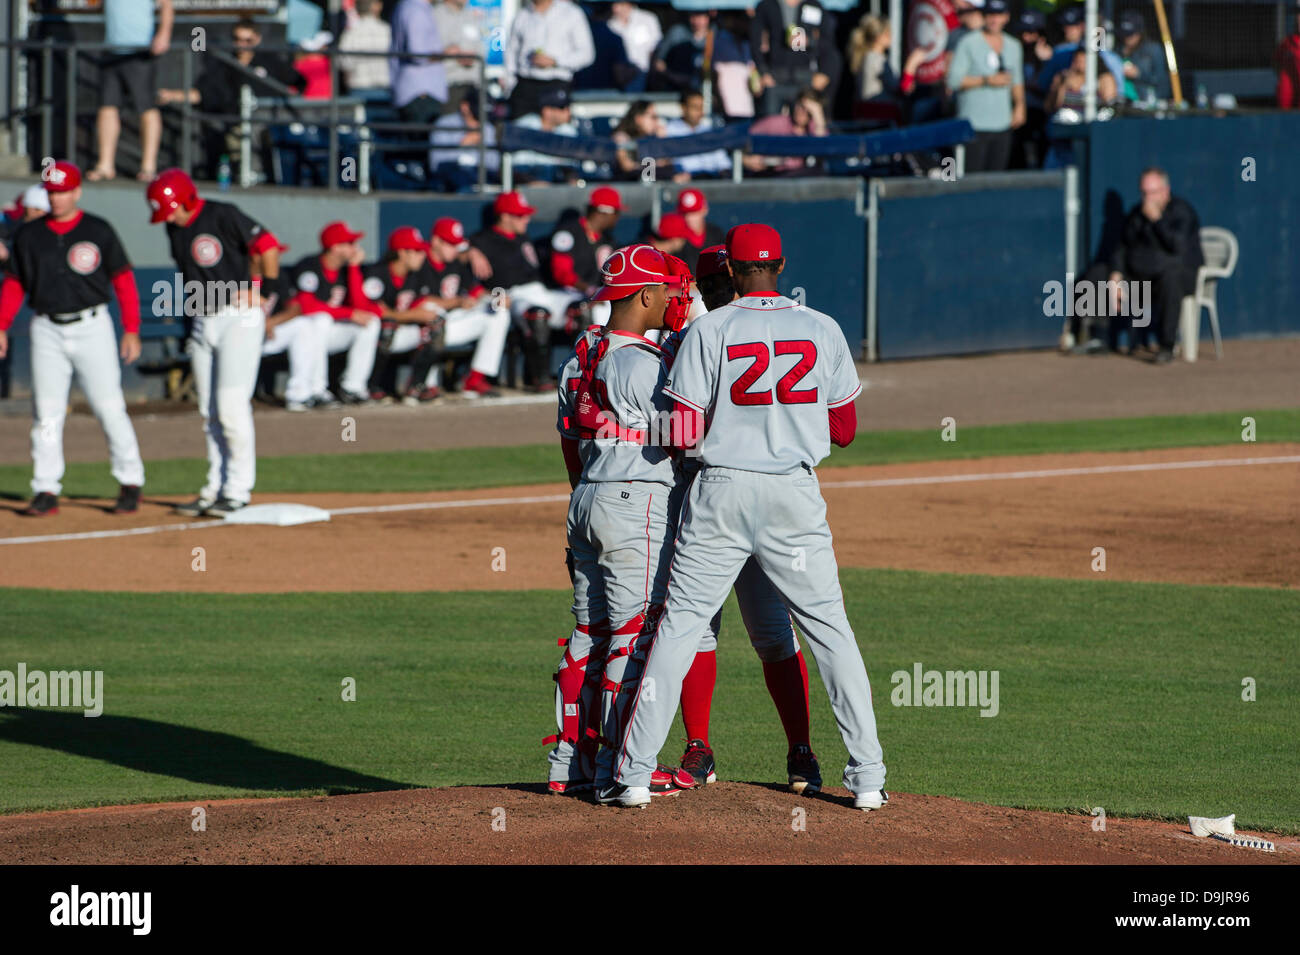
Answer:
[
  {"xmin": 661, "ymin": 253, "xmax": 695, "ymax": 332},
  {"xmin": 590, "ymin": 243, "xmax": 669, "ymax": 302},
  {"xmin": 147, "ymin": 168, "xmax": 198, "ymax": 224}
]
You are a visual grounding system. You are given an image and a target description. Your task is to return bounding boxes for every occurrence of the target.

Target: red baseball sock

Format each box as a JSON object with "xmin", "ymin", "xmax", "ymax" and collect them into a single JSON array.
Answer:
[
  {"xmin": 762, "ymin": 650, "xmax": 810, "ymax": 750},
  {"xmin": 680, "ymin": 650, "xmax": 716, "ymax": 746}
]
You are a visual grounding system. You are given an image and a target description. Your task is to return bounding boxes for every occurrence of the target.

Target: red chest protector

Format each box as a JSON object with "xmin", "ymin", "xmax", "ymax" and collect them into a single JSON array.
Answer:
[{"xmin": 564, "ymin": 329, "xmax": 659, "ymax": 445}]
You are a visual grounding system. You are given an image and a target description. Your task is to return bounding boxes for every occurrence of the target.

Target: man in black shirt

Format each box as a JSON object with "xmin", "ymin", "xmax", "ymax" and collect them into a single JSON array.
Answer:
[
  {"xmin": 157, "ymin": 18, "xmax": 302, "ymax": 179},
  {"xmin": 751, "ymin": 0, "xmax": 836, "ymax": 116},
  {"xmin": 1107, "ymin": 167, "xmax": 1204, "ymax": 364},
  {"xmin": 0, "ymin": 162, "xmax": 145, "ymax": 516},
  {"xmin": 467, "ymin": 191, "xmax": 585, "ymax": 389},
  {"xmin": 148, "ymin": 167, "xmax": 276, "ymax": 514}
]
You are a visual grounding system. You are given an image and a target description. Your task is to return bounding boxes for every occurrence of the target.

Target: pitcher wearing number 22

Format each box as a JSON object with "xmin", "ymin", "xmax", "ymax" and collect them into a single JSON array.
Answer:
[{"xmin": 609, "ymin": 223, "xmax": 889, "ymax": 812}]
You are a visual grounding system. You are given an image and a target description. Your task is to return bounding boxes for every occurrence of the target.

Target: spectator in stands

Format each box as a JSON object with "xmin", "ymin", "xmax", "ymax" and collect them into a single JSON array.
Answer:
[
  {"xmin": 294, "ymin": 31, "xmax": 335, "ymax": 100},
  {"xmin": 675, "ymin": 187, "xmax": 726, "ymax": 272},
  {"xmin": 575, "ymin": 10, "xmax": 637, "ymax": 91},
  {"xmin": 745, "ymin": 88, "xmax": 828, "ymax": 175},
  {"xmin": 1038, "ymin": 4, "xmax": 1125, "ymax": 97},
  {"xmin": 609, "ymin": 2, "xmax": 662, "ymax": 91},
  {"xmin": 750, "ymin": 0, "xmax": 833, "ymax": 117},
  {"xmin": 652, "ymin": 11, "xmax": 713, "ymax": 93},
  {"xmin": 513, "ymin": 87, "xmax": 582, "ymax": 182},
  {"xmin": 1116, "ymin": 13, "xmax": 1170, "ymax": 102},
  {"xmin": 1046, "ymin": 47, "xmax": 1119, "ymax": 115},
  {"xmin": 663, "ymin": 90, "xmax": 731, "ymax": 180},
  {"xmin": 1107, "ymin": 167, "xmax": 1203, "ymax": 364},
  {"xmin": 712, "ymin": 11, "xmax": 756, "ymax": 118},
  {"xmin": 433, "ymin": 0, "xmax": 490, "ymax": 115},
  {"xmin": 90, "ymin": 0, "xmax": 173, "ymax": 182},
  {"xmin": 391, "ymin": 0, "xmax": 449, "ymax": 124},
  {"xmin": 429, "ymin": 90, "xmax": 499, "ymax": 190},
  {"xmin": 612, "ymin": 99, "xmax": 679, "ymax": 181},
  {"xmin": 946, "ymin": 0, "xmax": 1023, "ymax": 173},
  {"xmin": 157, "ymin": 18, "xmax": 301, "ymax": 180},
  {"xmin": 505, "ymin": 0, "xmax": 596, "ymax": 118},
  {"xmin": 1011, "ymin": 8, "xmax": 1051, "ymax": 167},
  {"xmin": 1280, "ymin": 5, "xmax": 1300, "ymax": 109},
  {"xmin": 947, "ymin": 0, "xmax": 983, "ymax": 54},
  {"xmin": 847, "ymin": 14, "xmax": 926, "ymax": 121},
  {"xmin": 339, "ymin": 0, "xmax": 392, "ymax": 97}
]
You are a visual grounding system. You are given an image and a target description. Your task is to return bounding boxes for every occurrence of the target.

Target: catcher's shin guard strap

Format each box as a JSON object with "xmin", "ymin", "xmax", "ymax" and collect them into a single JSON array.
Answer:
[{"xmin": 544, "ymin": 646, "xmax": 591, "ymax": 746}]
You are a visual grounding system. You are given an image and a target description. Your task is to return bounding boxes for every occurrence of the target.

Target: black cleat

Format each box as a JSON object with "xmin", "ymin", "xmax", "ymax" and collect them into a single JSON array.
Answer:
[
  {"xmin": 20, "ymin": 492, "xmax": 59, "ymax": 516},
  {"xmin": 112, "ymin": 484, "xmax": 141, "ymax": 514},
  {"xmin": 787, "ymin": 743, "xmax": 822, "ymax": 795},
  {"xmin": 678, "ymin": 738, "xmax": 717, "ymax": 787},
  {"xmin": 207, "ymin": 497, "xmax": 247, "ymax": 516},
  {"xmin": 173, "ymin": 497, "xmax": 215, "ymax": 517}
]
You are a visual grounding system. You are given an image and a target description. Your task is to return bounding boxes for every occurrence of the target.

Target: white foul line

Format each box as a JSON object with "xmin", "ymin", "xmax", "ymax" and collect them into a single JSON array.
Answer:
[{"xmin": 1, "ymin": 453, "xmax": 1296, "ymax": 547}]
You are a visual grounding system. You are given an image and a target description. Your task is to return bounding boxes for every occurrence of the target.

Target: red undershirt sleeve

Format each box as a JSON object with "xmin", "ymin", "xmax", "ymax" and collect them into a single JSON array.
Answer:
[
  {"xmin": 828, "ymin": 401, "xmax": 857, "ymax": 448},
  {"xmin": 291, "ymin": 291, "xmax": 351, "ymax": 319},
  {"xmin": 110, "ymin": 268, "xmax": 141, "ymax": 333},
  {"xmin": 0, "ymin": 274, "xmax": 26, "ymax": 330},
  {"xmin": 671, "ymin": 401, "xmax": 705, "ymax": 450},
  {"xmin": 347, "ymin": 263, "xmax": 380, "ymax": 315},
  {"xmin": 560, "ymin": 435, "xmax": 582, "ymax": 482}
]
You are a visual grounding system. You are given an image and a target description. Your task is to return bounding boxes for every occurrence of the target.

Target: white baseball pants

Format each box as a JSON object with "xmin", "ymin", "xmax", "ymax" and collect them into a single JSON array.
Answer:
[
  {"xmin": 312, "ymin": 313, "xmax": 380, "ymax": 396},
  {"xmin": 28, "ymin": 307, "xmax": 145, "ymax": 496},
  {"xmin": 186, "ymin": 304, "xmax": 265, "ymax": 504},
  {"xmin": 261, "ymin": 313, "xmax": 325, "ymax": 404}
]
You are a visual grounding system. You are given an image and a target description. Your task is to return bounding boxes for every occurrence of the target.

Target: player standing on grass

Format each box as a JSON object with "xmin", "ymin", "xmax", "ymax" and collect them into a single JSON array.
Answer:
[
  {"xmin": 0, "ymin": 161, "xmax": 145, "ymax": 516},
  {"xmin": 147, "ymin": 168, "xmax": 277, "ymax": 516},
  {"xmin": 604, "ymin": 223, "xmax": 888, "ymax": 810}
]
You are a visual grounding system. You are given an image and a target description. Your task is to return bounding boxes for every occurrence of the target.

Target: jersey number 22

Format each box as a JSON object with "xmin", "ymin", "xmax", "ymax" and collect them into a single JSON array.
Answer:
[{"xmin": 726, "ymin": 340, "xmax": 818, "ymax": 406}]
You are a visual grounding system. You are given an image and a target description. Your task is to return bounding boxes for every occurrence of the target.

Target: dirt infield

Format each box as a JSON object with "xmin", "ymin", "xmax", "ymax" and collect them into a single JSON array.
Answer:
[
  {"xmin": 2, "ymin": 783, "xmax": 1294, "ymax": 865},
  {"xmin": 1, "ymin": 444, "xmax": 1296, "ymax": 592},
  {"xmin": 2, "ymin": 339, "xmax": 1297, "ymax": 465}
]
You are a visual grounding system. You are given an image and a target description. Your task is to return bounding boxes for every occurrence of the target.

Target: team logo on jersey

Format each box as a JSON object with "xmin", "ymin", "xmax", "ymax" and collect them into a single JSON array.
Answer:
[
  {"xmin": 551, "ymin": 230, "xmax": 575, "ymax": 253},
  {"xmin": 191, "ymin": 233, "xmax": 224, "ymax": 268},
  {"xmin": 361, "ymin": 276, "xmax": 385, "ymax": 301},
  {"xmin": 522, "ymin": 241, "xmax": 539, "ymax": 268},
  {"xmin": 297, "ymin": 271, "xmax": 320, "ymax": 293},
  {"xmin": 439, "ymin": 274, "xmax": 461, "ymax": 299},
  {"xmin": 66, "ymin": 241, "xmax": 101, "ymax": 275}
]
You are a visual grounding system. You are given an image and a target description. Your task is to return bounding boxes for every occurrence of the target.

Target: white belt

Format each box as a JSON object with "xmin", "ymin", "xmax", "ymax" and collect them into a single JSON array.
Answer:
[{"xmin": 39, "ymin": 304, "xmax": 107, "ymax": 325}]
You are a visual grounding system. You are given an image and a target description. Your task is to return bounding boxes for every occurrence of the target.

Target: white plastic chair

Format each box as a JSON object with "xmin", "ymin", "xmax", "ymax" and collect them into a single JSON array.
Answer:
[{"xmin": 1179, "ymin": 226, "xmax": 1238, "ymax": 361}]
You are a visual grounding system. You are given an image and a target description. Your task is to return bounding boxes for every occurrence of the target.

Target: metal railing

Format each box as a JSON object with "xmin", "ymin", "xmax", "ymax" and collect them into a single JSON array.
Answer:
[{"xmin": 1, "ymin": 39, "xmax": 489, "ymax": 194}]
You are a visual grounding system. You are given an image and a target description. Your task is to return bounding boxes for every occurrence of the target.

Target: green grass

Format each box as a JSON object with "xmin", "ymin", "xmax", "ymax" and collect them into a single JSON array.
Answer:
[
  {"xmin": 2, "ymin": 408, "xmax": 1294, "ymax": 499},
  {"xmin": 2, "ymin": 569, "xmax": 1296, "ymax": 831}
]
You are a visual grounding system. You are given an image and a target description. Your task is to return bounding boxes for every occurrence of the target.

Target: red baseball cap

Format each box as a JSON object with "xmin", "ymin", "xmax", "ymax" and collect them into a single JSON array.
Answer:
[
  {"xmin": 320, "ymin": 221, "xmax": 364, "ymax": 249},
  {"xmin": 494, "ymin": 190, "xmax": 536, "ymax": 217},
  {"xmin": 654, "ymin": 213, "xmax": 690, "ymax": 241},
  {"xmin": 590, "ymin": 243, "xmax": 669, "ymax": 302},
  {"xmin": 676, "ymin": 187, "xmax": 707, "ymax": 215},
  {"xmin": 696, "ymin": 244, "xmax": 729, "ymax": 279},
  {"xmin": 43, "ymin": 160, "xmax": 82, "ymax": 193},
  {"xmin": 589, "ymin": 186, "xmax": 623, "ymax": 213},
  {"xmin": 726, "ymin": 223, "xmax": 781, "ymax": 262},
  {"xmin": 431, "ymin": 217, "xmax": 469, "ymax": 251},
  {"xmin": 388, "ymin": 225, "xmax": 427, "ymax": 252}
]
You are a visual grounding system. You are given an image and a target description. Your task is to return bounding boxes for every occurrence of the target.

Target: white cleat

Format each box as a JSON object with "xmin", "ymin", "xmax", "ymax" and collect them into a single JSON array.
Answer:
[
  {"xmin": 854, "ymin": 789, "xmax": 889, "ymax": 811},
  {"xmin": 595, "ymin": 784, "xmax": 652, "ymax": 808}
]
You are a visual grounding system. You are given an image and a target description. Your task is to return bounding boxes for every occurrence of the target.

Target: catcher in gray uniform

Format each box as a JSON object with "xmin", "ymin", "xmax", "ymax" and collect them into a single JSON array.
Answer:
[{"xmin": 603, "ymin": 223, "xmax": 888, "ymax": 810}]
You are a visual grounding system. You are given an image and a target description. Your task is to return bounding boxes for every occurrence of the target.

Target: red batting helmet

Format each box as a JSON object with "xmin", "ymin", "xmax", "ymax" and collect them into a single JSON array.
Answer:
[
  {"xmin": 590, "ymin": 243, "xmax": 668, "ymax": 302},
  {"xmin": 147, "ymin": 168, "xmax": 198, "ymax": 223},
  {"xmin": 660, "ymin": 253, "xmax": 695, "ymax": 332}
]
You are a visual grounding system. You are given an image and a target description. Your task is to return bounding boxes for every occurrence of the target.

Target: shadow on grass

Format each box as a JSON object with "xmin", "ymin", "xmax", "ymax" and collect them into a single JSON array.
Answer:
[{"xmin": 0, "ymin": 707, "xmax": 408, "ymax": 796}]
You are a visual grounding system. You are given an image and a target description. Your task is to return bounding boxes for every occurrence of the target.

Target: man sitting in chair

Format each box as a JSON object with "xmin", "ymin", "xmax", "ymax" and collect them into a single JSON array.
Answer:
[{"xmin": 1107, "ymin": 167, "xmax": 1203, "ymax": 364}]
